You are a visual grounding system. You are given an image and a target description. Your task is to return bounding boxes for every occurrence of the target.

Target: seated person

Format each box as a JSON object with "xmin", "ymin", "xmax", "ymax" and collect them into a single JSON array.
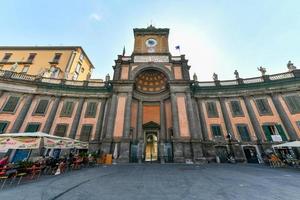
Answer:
[{"xmin": 0, "ymin": 155, "xmax": 9, "ymax": 167}]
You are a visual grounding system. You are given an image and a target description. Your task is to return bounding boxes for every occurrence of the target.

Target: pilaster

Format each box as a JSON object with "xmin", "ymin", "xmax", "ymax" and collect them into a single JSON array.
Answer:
[
  {"xmin": 271, "ymin": 93, "xmax": 298, "ymax": 140},
  {"xmin": 10, "ymin": 94, "xmax": 34, "ymax": 133},
  {"xmin": 69, "ymin": 98, "xmax": 84, "ymax": 139},
  {"xmin": 43, "ymin": 96, "xmax": 61, "ymax": 133}
]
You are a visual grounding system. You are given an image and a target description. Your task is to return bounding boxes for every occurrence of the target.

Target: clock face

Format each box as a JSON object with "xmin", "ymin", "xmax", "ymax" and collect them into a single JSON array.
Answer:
[{"xmin": 145, "ymin": 38, "xmax": 157, "ymax": 47}]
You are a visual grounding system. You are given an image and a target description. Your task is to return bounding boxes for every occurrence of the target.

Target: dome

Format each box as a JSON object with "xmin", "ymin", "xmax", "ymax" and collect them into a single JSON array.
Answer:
[{"xmin": 135, "ymin": 70, "xmax": 167, "ymax": 93}]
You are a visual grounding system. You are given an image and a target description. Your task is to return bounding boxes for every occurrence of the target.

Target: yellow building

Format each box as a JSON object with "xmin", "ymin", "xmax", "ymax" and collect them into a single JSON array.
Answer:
[{"xmin": 0, "ymin": 46, "xmax": 94, "ymax": 81}]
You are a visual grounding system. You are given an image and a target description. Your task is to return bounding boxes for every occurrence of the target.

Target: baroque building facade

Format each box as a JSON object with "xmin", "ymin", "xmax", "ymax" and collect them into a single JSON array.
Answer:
[
  {"xmin": 0, "ymin": 26, "xmax": 300, "ymax": 163},
  {"xmin": 0, "ymin": 46, "xmax": 94, "ymax": 81}
]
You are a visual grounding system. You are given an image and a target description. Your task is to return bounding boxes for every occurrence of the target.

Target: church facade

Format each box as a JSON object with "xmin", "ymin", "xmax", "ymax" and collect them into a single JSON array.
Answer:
[{"xmin": 0, "ymin": 26, "xmax": 300, "ymax": 163}]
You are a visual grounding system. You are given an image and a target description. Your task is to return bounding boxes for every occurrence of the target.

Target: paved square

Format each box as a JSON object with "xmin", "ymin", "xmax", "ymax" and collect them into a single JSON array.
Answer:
[{"xmin": 0, "ymin": 164, "xmax": 299, "ymax": 200}]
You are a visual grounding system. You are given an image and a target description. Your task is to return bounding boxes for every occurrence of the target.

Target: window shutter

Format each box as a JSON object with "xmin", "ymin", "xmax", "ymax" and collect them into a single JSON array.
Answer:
[
  {"xmin": 237, "ymin": 126, "xmax": 250, "ymax": 141},
  {"xmin": 35, "ymin": 99, "xmax": 49, "ymax": 114},
  {"xmin": 275, "ymin": 124, "xmax": 288, "ymax": 141},
  {"xmin": 0, "ymin": 122, "xmax": 8, "ymax": 134},
  {"xmin": 80, "ymin": 125, "xmax": 92, "ymax": 142},
  {"xmin": 262, "ymin": 125, "xmax": 272, "ymax": 141},
  {"xmin": 2, "ymin": 96, "xmax": 20, "ymax": 112},
  {"xmin": 25, "ymin": 124, "xmax": 40, "ymax": 132}
]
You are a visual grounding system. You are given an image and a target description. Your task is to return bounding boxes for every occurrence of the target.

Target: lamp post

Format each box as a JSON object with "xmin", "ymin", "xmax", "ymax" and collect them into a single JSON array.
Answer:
[{"xmin": 226, "ymin": 133, "xmax": 236, "ymax": 163}]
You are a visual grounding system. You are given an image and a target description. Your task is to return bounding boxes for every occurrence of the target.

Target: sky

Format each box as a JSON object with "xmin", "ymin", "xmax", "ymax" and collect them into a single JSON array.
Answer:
[{"xmin": 0, "ymin": 0, "xmax": 300, "ymax": 81}]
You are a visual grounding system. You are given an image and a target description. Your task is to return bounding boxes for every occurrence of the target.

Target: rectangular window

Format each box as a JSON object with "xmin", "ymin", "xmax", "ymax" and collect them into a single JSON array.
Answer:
[
  {"xmin": 211, "ymin": 125, "xmax": 222, "ymax": 137},
  {"xmin": 79, "ymin": 54, "xmax": 84, "ymax": 61},
  {"xmin": 72, "ymin": 72, "xmax": 79, "ymax": 80},
  {"xmin": 27, "ymin": 53, "xmax": 36, "ymax": 63},
  {"xmin": 0, "ymin": 121, "xmax": 9, "ymax": 134},
  {"xmin": 284, "ymin": 95, "xmax": 300, "ymax": 114},
  {"xmin": 21, "ymin": 65, "xmax": 30, "ymax": 73},
  {"xmin": 237, "ymin": 125, "xmax": 251, "ymax": 142},
  {"xmin": 34, "ymin": 99, "xmax": 49, "ymax": 115},
  {"xmin": 206, "ymin": 101, "xmax": 219, "ymax": 118},
  {"xmin": 75, "ymin": 63, "xmax": 82, "ymax": 73},
  {"xmin": 230, "ymin": 100, "xmax": 244, "ymax": 117},
  {"xmin": 60, "ymin": 101, "xmax": 74, "ymax": 117},
  {"xmin": 50, "ymin": 66, "xmax": 60, "ymax": 78},
  {"xmin": 2, "ymin": 96, "xmax": 20, "ymax": 112},
  {"xmin": 2, "ymin": 53, "xmax": 12, "ymax": 62},
  {"xmin": 25, "ymin": 123, "xmax": 40, "ymax": 132},
  {"xmin": 54, "ymin": 124, "xmax": 68, "ymax": 137},
  {"xmin": 85, "ymin": 102, "xmax": 97, "ymax": 118},
  {"xmin": 52, "ymin": 53, "xmax": 62, "ymax": 63},
  {"xmin": 255, "ymin": 98, "xmax": 272, "ymax": 115},
  {"xmin": 262, "ymin": 124, "xmax": 287, "ymax": 141},
  {"xmin": 80, "ymin": 125, "xmax": 93, "ymax": 142}
]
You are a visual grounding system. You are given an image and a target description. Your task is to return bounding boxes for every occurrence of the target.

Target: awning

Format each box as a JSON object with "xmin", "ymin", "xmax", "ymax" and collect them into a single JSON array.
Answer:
[
  {"xmin": 272, "ymin": 141, "xmax": 300, "ymax": 148},
  {"xmin": 0, "ymin": 132, "xmax": 88, "ymax": 150}
]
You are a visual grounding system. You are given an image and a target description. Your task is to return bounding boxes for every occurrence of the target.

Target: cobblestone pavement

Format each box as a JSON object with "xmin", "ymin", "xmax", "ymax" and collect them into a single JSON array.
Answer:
[{"xmin": 0, "ymin": 164, "xmax": 299, "ymax": 200}]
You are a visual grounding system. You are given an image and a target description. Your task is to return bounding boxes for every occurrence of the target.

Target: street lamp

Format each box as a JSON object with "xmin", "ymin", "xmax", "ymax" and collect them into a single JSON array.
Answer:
[{"xmin": 226, "ymin": 133, "xmax": 236, "ymax": 163}]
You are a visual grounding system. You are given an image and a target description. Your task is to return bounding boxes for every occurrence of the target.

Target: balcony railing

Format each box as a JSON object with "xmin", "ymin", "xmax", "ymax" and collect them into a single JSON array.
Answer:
[{"xmin": 0, "ymin": 69, "xmax": 299, "ymax": 89}]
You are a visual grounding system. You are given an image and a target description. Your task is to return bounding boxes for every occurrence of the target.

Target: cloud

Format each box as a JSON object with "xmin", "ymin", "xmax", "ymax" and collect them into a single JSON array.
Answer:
[{"xmin": 89, "ymin": 13, "xmax": 102, "ymax": 22}]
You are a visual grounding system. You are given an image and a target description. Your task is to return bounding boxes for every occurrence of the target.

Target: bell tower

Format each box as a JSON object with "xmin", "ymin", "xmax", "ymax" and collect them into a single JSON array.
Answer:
[{"xmin": 133, "ymin": 25, "xmax": 170, "ymax": 55}]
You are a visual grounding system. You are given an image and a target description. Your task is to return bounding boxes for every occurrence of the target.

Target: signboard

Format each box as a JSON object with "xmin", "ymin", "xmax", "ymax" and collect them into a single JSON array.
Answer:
[
  {"xmin": 44, "ymin": 138, "xmax": 73, "ymax": 149},
  {"xmin": 271, "ymin": 135, "xmax": 283, "ymax": 142},
  {"xmin": 134, "ymin": 55, "xmax": 169, "ymax": 63},
  {"xmin": 0, "ymin": 137, "xmax": 41, "ymax": 151}
]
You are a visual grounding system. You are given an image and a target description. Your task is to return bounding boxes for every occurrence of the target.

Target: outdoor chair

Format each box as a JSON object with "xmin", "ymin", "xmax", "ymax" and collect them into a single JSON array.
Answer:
[{"xmin": 0, "ymin": 174, "xmax": 9, "ymax": 190}]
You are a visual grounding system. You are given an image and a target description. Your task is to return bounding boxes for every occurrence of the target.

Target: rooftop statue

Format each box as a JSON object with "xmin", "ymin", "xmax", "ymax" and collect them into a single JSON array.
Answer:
[
  {"xmin": 193, "ymin": 73, "xmax": 198, "ymax": 81},
  {"xmin": 213, "ymin": 73, "xmax": 218, "ymax": 81},
  {"xmin": 287, "ymin": 60, "xmax": 297, "ymax": 71},
  {"xmin": 234, "ymin": 70, "xmax": 240, "ymax": 79},
  {"xmin": 257, "ymin": 66, "xmax": 266, "ymax": 76}
]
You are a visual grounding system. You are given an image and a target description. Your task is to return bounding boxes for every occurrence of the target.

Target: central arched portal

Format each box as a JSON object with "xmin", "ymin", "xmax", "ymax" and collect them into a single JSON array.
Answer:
[{"xmin": 129, "ymin": 69, "xmax": 173, "ymax": 163}]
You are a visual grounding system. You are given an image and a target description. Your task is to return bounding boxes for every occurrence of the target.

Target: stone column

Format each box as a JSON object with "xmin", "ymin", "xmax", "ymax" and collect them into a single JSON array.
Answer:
[
  {"xmin": 160, "ymin": 100, "xmax": 166, "ymax": 141},
  {"xmin": 219, "ymin": 97, "xmax": 235, "ymax": 139},
  {"xmin": 100, "ymin": 98, "xmax": 111, "ymax": 140},
  {"xmin": 118, "ymin": 92, "xmax": 132, "ymax": 163},
  {"xmin": 0, "ymin": 90, "xmax": 3, "ymax": 97},
  {"xmin": 197, "ymin": 99, "xmax": 209, "ymax": 140},
  {"xmin": 170, "ymin": 93, "xmax": 180, "ymax": 138},
  {"xmin": 137, "ymin": 100, "xmax": 143, "ymax": 163},
  {"xmin": 271, "ymin": 93, "xmax": 298, "ymax": 140},
  {"xmin": 159, "ymin": 100, "xmax": 166, "ymax": 163},
  {"xmin": 43, "ymin": 96, "xmax": 61, "ymax": 133},
  {"xmin": 69, "ymin": 98, "xmax": 84, "ymax": 139},
  {"xmin": 10, "ymin": 94, "xmax": 34, "ymax": 133},
  {"xmin": 99, "ymin": 98, "xmax": 112, "ymax": 154},
  {"xmin": 105, "ymin": 94, "xmax": 118, "ymax": 139},
  {"xmin": 192, "ymin": 99, "xmax": 203, "ymax": 140},
  {"xmin": 242, "ymin": 96, "xmax": 263, "ymax": 141},
  {"xmin": 94, "ymin": 99, "xmax": 107, "ymax": 141},
  {"xmin": 137, "ymin": 100, "xmax": 143, "ymax": 140},
  {"xmin": 186, "ymin": 93, "xmax": 200, "ymax": 139},
  {"xmin": 123, "ymin": 92, "xmax": 132, "ymax": 138}
]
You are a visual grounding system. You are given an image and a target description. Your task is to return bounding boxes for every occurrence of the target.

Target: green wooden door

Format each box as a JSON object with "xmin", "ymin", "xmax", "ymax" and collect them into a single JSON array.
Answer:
[
  {"xmin": 275, "ymin": 124, "xmax": 288, "ymax": 141},
  {"xmin": 262, "ymin": 125, "xmax": 272, "ymax": 141}
]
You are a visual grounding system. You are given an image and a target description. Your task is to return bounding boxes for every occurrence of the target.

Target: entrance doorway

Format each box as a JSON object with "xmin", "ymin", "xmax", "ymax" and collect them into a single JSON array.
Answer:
[
  {"xmin": 243, "ymin": 146, "xmax": 259, "ymax": 163},
  {"xmin": 144, "ymin": 132, "xmax": 158, "ymax": 162},
  {"xmin": 215, "ymin": 146, "xmax": 229, "ymax": 163}
]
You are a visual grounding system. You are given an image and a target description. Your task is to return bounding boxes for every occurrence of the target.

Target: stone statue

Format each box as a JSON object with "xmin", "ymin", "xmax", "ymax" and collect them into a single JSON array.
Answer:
[
  {"xmin": 287, "ymin": 60, "xmax": 297, "ymax": 71},
  {"xmin": 234, "ymin": 70, "xmax": 240, "ymax": 79},
  {"xmin": 105, "ymin": 73, "xmax": 110, "ymax": 82},
  {"xmin": 257, "ymin": 66, "xmax": 266, "ymax": 76},
  {"xmin": 193, "ymin": 73, "xmax": 198, "ymax": 81},
  {"xmin": 213, "ymin": 73, "xmax": 218, "ymax": 81}
]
